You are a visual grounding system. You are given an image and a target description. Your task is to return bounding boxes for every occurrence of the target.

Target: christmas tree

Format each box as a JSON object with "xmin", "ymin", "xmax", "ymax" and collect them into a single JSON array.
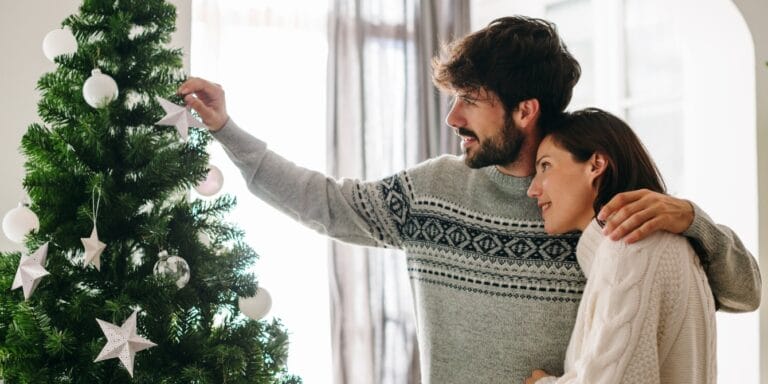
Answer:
[{"xmin": 0, "ymin": 0, "xmax": 300, "ymax": 382}]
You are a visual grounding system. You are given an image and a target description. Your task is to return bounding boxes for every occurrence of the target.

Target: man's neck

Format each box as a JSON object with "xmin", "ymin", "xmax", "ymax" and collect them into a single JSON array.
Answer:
[{"xmin": 495, "ymin": 142, "xmax": 538, "ymax": 177}]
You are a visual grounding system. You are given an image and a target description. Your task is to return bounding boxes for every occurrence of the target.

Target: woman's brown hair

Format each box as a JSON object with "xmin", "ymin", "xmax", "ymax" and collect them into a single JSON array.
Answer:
[{"xmin": 544, "ymin": 108, "xmax": 666, "ymax": 215}]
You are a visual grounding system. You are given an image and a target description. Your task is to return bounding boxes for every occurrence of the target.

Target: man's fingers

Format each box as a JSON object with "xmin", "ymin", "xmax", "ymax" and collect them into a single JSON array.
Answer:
[
  {"xmin": 622, "ymin": 217, "xmax": 663, "ymax": 244},
  {"xmin": 178, "ymin": 76, "xmax": 201, "ymax": 95},
  {"xmin": 597, "ymin": 189, "xmax": 646, "ymax": 221},
  {"xmin": 178, "ymin": 76, "xmax": 217, "ymax": 97},
  {"xmin": 184, "ymin": 94, "xmax": 216, "ymax": 123},
  {"xmin": 602, "ymin": 198, "xmax": 646, "ymax": 235},
  {"xmin": 606, "ymin": 205, "xmax": 656, "ymax": 241}
]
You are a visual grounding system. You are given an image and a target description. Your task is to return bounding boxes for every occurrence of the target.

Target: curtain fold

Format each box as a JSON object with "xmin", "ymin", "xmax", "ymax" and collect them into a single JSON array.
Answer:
[{"xmin": 326, "ymin": 1, "xmax": 469, "ymax": 383}]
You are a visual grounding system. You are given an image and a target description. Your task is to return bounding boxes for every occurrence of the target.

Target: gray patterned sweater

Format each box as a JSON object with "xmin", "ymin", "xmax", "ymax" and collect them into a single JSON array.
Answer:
[{"xmin": 212, "ymin": 119, "xmax": 761, "ymax": 384}]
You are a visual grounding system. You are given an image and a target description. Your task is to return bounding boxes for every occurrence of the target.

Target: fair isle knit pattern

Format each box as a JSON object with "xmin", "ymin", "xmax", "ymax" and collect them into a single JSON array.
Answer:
[
  {"xmin": 355, "ymin": 173, "xmax": 584, "ymax": 298},
  {"xmin": 211, "ymin": 119, "xmax": 757, "ymax": 384},
  {"xmin": 347, "ymin": 157, "xmax": 589, "ymax": 383}
]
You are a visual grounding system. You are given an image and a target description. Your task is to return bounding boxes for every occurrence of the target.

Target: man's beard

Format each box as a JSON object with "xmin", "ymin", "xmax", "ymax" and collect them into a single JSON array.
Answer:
[{"xmin": 462, "ymin": 117, "xmax": 525, "ymax": 169}]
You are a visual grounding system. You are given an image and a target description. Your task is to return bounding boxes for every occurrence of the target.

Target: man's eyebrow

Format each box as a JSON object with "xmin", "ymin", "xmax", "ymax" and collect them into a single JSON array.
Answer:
[{"xmin": 456, "ymin": 91, "xmax": 477, "ymax": 100}]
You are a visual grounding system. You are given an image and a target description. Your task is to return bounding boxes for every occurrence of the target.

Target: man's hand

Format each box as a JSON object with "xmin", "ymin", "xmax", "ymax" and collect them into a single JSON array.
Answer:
[
  {"xmin": 597, "ymin": 189, "xmax": 694, "ymax": 243},
  {"xmin": 524, "ymin": 369, "xmax": 551, "ymax": 384},
  {"xmin": 177, "ymin": 77, "xmax": 229, "ymax": 131}
]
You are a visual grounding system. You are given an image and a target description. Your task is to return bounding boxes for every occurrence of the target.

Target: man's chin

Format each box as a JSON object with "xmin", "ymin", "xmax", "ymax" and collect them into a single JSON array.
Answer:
[{"xmin": 462, "ymin": 155, "xmax": 490, "ymax": 169}]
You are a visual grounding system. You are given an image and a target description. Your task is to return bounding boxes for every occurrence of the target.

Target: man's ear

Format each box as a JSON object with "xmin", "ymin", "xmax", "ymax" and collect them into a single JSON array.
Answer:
[
  {"xmin": 587, "ymin": 152, "xmax": 608, "ymax": 185},
  {"xmin": 511, "ymin": 98, "xmax": 540, "ymax": 131}
]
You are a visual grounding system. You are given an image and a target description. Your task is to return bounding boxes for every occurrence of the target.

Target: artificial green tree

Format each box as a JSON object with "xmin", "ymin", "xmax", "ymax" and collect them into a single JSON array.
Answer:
[{"xmin": 0, "ymin": 0, "xmax": 299, "ymax": 382}]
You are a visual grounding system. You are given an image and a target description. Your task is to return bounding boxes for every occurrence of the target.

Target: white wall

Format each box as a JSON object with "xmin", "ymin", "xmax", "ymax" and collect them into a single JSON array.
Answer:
[
  {"xmin": 0, "ymin": 0, "xmax": 191, "ymax": 250},
  {"xmin": 729, "ymin": 2, "xmax": 768, "ymax": 383},
  {"xmin": 676, "ymin": 1, "xmax": 759, "ymax": 382}
]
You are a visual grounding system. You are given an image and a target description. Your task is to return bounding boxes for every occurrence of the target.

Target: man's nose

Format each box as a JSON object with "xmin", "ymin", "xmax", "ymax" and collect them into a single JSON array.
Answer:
[{"xmin": 445, "ymin": 99, "xmax": 465, "ymax": 129}]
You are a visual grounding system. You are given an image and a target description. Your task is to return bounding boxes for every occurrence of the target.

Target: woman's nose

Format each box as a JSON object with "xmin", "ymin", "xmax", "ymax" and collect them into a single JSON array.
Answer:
[{"xmin": 527, "ymin": 179, "xmax": 540, "ymax": 198}]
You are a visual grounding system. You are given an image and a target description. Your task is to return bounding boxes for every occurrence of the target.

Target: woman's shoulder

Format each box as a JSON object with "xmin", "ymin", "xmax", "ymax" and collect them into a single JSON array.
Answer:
[
  {"xmin": 598, "ymin": 230, "xmax": 690, "ymax": 258},
  {"xmin": 591, "ymin": 231, "xmax": 695, "ymax": 285}
]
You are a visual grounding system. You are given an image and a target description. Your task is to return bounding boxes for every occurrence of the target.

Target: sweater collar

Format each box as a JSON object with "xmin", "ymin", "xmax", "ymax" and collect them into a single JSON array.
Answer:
[
  {"xmin": 575, "ymin": 219, "xmax": 606, "ymax": 275},
  {"xmin": 483, "ymin": 166, "xmax": 533, "ymax": 192}
]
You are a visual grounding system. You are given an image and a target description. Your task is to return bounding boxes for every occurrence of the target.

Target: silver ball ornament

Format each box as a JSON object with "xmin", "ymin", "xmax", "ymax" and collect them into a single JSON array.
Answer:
[
  {"xmin": 42, "ymin": 28, "xmax": 77, "ymax": 61},
  {"xmin": 83, "ymin": 69, "xmax": 118, "ymax": 108},
  {"xmin": 2, "ymin": 204, "xmax": 40, "ymax": 243},
  {"xmin": 153, "ymin": 250, "xmax": 191, "ymax": 289},
  {"xmin": 238, "ymin": 287, "xmax": 272, "ymax": 320},
  {"xmin": 194, "ymin": 164, "xmax": 224, "ymax": 197}
]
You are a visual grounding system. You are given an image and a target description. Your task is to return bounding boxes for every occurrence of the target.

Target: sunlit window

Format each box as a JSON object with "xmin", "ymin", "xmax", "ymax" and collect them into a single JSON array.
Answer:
[{"xmin": 191, "ymin": 1, "xmax": 332, "ymax": 382}]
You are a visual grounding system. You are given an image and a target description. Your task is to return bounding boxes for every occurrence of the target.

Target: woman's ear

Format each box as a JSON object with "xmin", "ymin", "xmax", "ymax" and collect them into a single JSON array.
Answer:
[{"xmin": 587, "ymin": 152, "xmax": 608, "ymax": 185}]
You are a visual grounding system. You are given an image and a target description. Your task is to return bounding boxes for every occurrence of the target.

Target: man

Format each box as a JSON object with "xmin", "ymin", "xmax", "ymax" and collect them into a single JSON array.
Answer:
[{"xmin": 179, "ymin": 16, "xmax": 760, "ymax": 384}]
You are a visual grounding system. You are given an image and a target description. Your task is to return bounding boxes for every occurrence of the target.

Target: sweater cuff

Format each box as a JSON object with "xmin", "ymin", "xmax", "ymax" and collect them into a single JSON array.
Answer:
[
  {"xmin": 535, "ymin": 376, "xmax": 558, "ymax": 384},
  {"xmin": 682, "ymin": 201, "xmax": 714, "ymax": 263}
]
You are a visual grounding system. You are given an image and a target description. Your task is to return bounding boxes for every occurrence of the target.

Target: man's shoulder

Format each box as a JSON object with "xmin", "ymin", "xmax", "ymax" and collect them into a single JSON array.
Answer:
[{"xmin": 406, "ymin": 154, "xmax": 472, "ymax": 177}]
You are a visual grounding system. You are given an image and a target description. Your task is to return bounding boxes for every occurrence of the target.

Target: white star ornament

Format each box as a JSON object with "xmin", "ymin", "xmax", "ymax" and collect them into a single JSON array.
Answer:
[
  {"xmin": 94, "ymin": 310, "xmax": 157, "ymax": 377},
  {"xmin": 154, "ymin": 96, "xmax": 206, "ymax": 141},
  {"xmin": 11, "ymin": 242, "xmax": 50, "ymax": 300},
  {"xmin": 81, "ymin": 227, "xmax": 106, "ymax": 271}
]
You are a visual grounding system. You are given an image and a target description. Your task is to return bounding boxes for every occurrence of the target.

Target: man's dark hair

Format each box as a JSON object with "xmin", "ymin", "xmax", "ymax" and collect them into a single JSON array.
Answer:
[
  {"xmin": 545, "ymin": 108, "xmax": 667, "ymax": 215},
  {"xmin": 432, "ymin": 16, "xmax": 581, "ymax": 128}
]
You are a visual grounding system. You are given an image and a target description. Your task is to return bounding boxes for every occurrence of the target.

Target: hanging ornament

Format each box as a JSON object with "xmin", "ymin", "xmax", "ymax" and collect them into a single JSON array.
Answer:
[
  {"xmin": 94, "ymin": 310, "xmax": 157, "ymax": 378},
  {"xmin": 194, "ymin": 164, "xmax": 224, "ymax": 196},
  {"xmin": 2, "ymin": 203, "xmax": 40, "ymax": 243},
  {"xmin": 154, "ymin": 96, "xmax": 207, "ymax": 141},
  {"xmin": 83, "ymin": 69, "xmax": 118, "ymax": 108},
  {"xmin": 11, "ymin": 242, "xmax": 50, "ymax": 300},
  {"xmin": 42, "ymin": 28, "xmax": 77, "ymax": 62},
  {"xmin": 81, "ymin": 227, "xmax": 106, "ymax": 271},
  {"xmin": 81, "ymin": 187, "xmax": 106, "ymax": 270},
  {"xmin": 238, "ymin": 287, "xmax": 272, "ymax": 320},
  {"xmin": 197, "ymin": 231, "xmax": 212, "ymax": 247},
  {"xmin": 153, "ymin": 250, "xmax": 190, "ymax": 289}
]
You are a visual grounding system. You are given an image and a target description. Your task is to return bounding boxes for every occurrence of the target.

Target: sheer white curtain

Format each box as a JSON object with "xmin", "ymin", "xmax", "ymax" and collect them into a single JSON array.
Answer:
[
  {"xmin": 327, "ymin": 1, "xmax": 468, "ymax": 383},
  {"xmin": 190, "ymin": 1, "xmax": 333, "ymax": 383}
]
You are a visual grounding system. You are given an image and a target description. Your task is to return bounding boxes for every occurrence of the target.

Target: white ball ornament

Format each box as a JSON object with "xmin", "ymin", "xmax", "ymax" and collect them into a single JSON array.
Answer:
[
  {"xmin": 83, "ymin": 69, "xmax": 119, "ymax": 108},
  {"xmin": 153, "ymin": 250, "xmax": 191, "ymax": 289},
  {"xmin": 239, "ymin": 287, "xmax": 272, "ymax": 320},
  {"xmin": 42, "ymin": 28, "xmax": 77, "ymax": 61},
  {"xmin": 194, "ymin": 164, "xmax": 224, "ymax": 197},
  {"xmin": 2, "ymin": 204, "xmax": 40, "ymax": 243}
]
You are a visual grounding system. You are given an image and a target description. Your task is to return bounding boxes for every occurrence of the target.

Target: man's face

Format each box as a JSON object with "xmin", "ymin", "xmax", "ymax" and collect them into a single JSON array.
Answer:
[{"xmin": 446, "ymin": 88, "xmax": 525, "ymax": 168}]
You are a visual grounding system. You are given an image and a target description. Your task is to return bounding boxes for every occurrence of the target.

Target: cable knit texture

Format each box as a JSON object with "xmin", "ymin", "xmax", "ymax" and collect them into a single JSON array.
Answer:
[
  {"xmin": 537, "ymin": 220, "xmax": 717, "ymax": 384},
  {"xmin": 212, "ymin": 120, "xmax": 752, "ymax": 383}
]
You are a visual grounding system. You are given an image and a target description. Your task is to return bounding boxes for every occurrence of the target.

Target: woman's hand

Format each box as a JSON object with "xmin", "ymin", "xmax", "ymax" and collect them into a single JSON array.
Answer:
[{"xmin": 524, "ymin": 369, "xmax": 552, "ymax": 384}]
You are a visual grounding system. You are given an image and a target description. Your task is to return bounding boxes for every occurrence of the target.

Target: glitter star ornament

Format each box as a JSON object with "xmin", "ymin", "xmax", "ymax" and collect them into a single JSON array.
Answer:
[
  {"xmin": 155, "ymin": 96, "xmax": 207, "ymax": 141},
  {"xmin": 11, "ymin": 242, "xmax": 50, "ymax": 300},
  {"xmin": 81, "ymin": 227, "xmax": 106, "ymax": 270},
  {"xmin": 94, "ymin": 310, "xmax": 156, "ymax": 377}
]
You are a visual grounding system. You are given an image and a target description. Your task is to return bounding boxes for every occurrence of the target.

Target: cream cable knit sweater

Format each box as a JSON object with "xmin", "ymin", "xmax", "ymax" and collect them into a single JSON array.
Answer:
[{"xmin": 537, "ymin": 220, "xmax": 717, "ymax": 384}]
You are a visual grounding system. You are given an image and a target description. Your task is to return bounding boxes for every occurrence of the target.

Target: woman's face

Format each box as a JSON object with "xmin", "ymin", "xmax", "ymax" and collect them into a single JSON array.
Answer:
[{"xmin": 527, "ymin": 136, "xmax": 600, "ymax": 234}]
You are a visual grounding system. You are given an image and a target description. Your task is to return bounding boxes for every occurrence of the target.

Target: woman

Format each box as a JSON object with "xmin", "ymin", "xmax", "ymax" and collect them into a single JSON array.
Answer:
[{"xmin": 524, "ymin": 108, "xmax": 716, "ymax": 383}]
